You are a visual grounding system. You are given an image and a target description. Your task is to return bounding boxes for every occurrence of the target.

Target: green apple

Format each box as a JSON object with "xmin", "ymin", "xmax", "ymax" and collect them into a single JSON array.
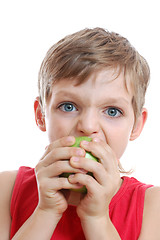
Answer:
[{"xmin": 61, "ymin": 136, "xmax": 98, "ymax": 193}]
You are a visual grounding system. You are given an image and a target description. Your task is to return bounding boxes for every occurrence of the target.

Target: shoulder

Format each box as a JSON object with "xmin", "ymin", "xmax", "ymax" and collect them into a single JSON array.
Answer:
[
  {"xmin": 144, "ymin": 186, "xmax": 160, "ymax": 215},
  {"xmin": 0, "ymin": 170, "xmax": 18, "ymax": 209},
  {"xmin": 144, "ymin": 186, "xmax": 160, "ymax": 217},
  {"xmin": 0, "ymin": 170, "xmax": 18, "ymax": 197},
  {"xmin": 0, "ymin": 170, "xmax": 18, "ymax": 195},
  {"xmin": 138, "ymin": 186, "xmax": 160, "ymax": 239},
  {"xmin": 145, "ymin": 185, "xmax": 160, "ymax": 202},
  {"xmin": 0, "ymin": 169, "xmax": 18, "ymax": 182},
  {"xmin": 0, "ymin": 170, "xmax": 18, "ymax": 239}
]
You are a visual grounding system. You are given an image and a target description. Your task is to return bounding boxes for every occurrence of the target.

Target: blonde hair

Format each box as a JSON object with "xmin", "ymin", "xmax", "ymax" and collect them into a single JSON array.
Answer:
[
  {"xmin": 38, "ymin": 27, "xmax": 150, "ymax": 173},
  {"xmin": 38, "ymin": 27, "xmax": 150, "ymax": 121}
]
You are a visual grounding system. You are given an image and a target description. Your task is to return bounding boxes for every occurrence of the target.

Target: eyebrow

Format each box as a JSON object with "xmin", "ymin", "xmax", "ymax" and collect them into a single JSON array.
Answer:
[
  {"xmin": 53, "ymin": 91, "xmax": 83, "ymax": 104},
  {"xmin": 54, "ymin": 90, "xmax": 130, "ymax": 106},
  {"xmin": 54, "ymin": 91, "xmax": 80, "ymax": 100},
  {"xmin": 102, "ymin": 97, "xmax": 130, "ymax": 105}
]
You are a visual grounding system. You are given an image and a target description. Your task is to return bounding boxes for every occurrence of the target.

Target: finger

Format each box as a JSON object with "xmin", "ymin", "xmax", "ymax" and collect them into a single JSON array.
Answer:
[
  {"xmin": 68, "ymin": 173, "xmax": 100, "ymax": 194},
  {"xmin": 70, "ymin": 156, "xmax": 107, "ymax": 185},
  {"xmin": 39, "ymin": 176, "xmax": 84, "ymax": 193},
  {"xmin": 37, "ymin": 160, "xmax": 87, "ymax": 178},
  {"xmin": 39, "ymin": 146, "xmax": 85, "ymax": 168},
  {"xmin": 40, "ymin": 136, "xmax": 76, "ymax": 160},
  {"xmin": 80, "ymin": 138, "xmax": 119, "ymax": 173}
]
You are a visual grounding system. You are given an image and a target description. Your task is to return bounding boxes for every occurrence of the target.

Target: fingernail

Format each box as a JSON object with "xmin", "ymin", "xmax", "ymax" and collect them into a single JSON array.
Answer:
[
  {"xmin": 76, "ymin": 149, "xmax": 85, "ymax": 156},
  {"xmin": 81, "ymin": 140, "xmax": 89, "ymax": 145},
  {"xmin": 69, "ymin": 174, "xmax": 75, "ymax": 179},
  {"xmin": 72, "ymin": 156, "xmax": 79, "ymax": 162},
  {"xmin": 67, "ymin": 136, "xmax": 74, "ymax": 143}
]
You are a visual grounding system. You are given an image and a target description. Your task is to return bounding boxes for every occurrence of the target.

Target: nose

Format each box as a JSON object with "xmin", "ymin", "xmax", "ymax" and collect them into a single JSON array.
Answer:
[{"xmin": 76, "ymin": 109, "xmax": 100, "ymax": 136}]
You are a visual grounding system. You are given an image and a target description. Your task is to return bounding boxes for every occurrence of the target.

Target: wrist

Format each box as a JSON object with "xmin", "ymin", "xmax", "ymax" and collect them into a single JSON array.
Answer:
[
  {"xmin": 12, "ymin": 207, "xmax": 63, "ymax": 240},
  {"xmin": 81, "ymin": 214, "xmax": 121, "ymax": 240},
  {"xmin": 35, "ymin": 206, "xmax": 63, "ymax": 223},
  {"xmin": 81, "ymin": 214, "xmax": 109, "ymax": 228}
]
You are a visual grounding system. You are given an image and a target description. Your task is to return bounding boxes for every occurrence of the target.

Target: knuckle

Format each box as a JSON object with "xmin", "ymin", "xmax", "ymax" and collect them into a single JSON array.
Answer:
[
  {"xmin": 50, "ymin": 148, "xmax": 57, "ymax": 156},
  {"xmin": 59, "ymin": 136, "xmax": 74, "ymax": 147},
  {"xmin": 35, "ymin": 163, "xmax": 46, "ymax": 181},
  {"xmin": 54, "ymin": 161, "xmax": 63, "ymax": 173},
  {"xmin": 38, "ymin": 178, "xmax": 48, "ymax": 192},
  {"xmin": 59, "ymin": 177, "xmax": 68, "ymax": 188},
  {"xmin": 72, "ymin": 147, "xmax": 85, "ymax": 156},
  {"xmin": 35, "ymin": 162, "xmax": 42, "ymax": 175},
  {"xmin": 47, "ymin": 143, "xmax": 53, "ymax": 152},
  {"xmin": 85, "ymin": 175, "xmax": 94, "ymax": 185},
  {"xmin": 71, "ymin": 147, "xmax": 78, "ymax": 155},
  {"xmin": 96, "ymin": 162, "xmax": 103, "ymax": 171},
  {"xmin": 35, "ymin": 168, "xmax": 43, "ymax": 181}
]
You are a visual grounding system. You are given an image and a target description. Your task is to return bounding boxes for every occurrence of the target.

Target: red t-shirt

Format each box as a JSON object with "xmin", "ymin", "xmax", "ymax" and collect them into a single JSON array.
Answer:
[{"xmin": 10, "ymin": 167, "xmax": 153, "ymax": 239}]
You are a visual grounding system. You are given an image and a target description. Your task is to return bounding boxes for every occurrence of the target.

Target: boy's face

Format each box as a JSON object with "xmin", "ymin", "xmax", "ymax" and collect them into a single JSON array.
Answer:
[{"xmin": 41, "ymin": 68, "xmax": 146, "ymax": 159}]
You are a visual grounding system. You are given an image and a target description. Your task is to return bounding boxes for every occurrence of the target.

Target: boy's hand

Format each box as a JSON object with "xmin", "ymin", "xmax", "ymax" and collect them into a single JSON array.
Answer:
[
  {"xmin": 34, "ymin": 136, "xmax": 86, "ymax": 219},
  {"xmin": 68, "ymin": 138, "xmax": 122, "ymax": 221}
]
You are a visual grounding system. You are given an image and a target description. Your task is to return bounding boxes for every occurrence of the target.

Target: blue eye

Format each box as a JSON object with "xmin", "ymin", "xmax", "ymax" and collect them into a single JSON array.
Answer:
[
  {"xmin": 59, "ymin": 102, "xmax": 77, "ymax": 112},
  {"xmin": 105, "ymin": 107, "xmax": 122, "ymax": 117}
]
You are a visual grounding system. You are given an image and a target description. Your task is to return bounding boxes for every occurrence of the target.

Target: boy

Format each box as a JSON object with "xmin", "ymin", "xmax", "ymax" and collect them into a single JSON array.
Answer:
[{"xmin": 0, "ymin": 27, "xmax": 160, "ymax": 240}]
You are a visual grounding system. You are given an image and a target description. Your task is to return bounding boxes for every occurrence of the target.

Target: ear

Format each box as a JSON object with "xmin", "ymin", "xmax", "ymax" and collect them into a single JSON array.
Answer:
[
  {"xmin": 130, "ymin": 108, "xmax": 148, "ymax": 141},
  {"xmin": 34, "ymin": 97, "xmax": 46, "ymax": 132}
]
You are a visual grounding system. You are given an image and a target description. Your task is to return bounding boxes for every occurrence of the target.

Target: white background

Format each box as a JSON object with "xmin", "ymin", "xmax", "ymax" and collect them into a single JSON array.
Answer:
[{"xmin": 0, "ymin": 0, "xmax": 159, "ymax": 186}]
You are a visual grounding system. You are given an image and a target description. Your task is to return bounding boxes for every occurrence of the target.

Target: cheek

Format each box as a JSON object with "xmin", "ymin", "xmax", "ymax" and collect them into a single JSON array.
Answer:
[
  {"xmin": 45, "ymin": 116, "xmax": 73, "ymax": 143},
  {"xmin": 113, "ymin": 136, "xmax": 129, "ymax": 159},
  {"xmin": 106, "ymin": 125, "xmax": 133, "ymax": 159}
]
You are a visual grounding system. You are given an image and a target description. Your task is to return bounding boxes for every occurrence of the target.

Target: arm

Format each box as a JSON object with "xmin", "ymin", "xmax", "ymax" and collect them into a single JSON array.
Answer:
[
  {"xmin": 69, "ymin": 138, "xmax": 122, "ymax": 240},
  {"xmin": 12, "ymin": 207, "xmax": 61, "ymax": 240},
  {"xmin": 0, "ymin": 170, "xmax": 17, "ymax": 240},
  {"xmin": 12, "ymin": 136, "xmax": 86, "ymax": 240},
  {"xmin": 138, "ymin": 186, "xmax": 160, "ymax": 240},
  {"xmin": 80, "ymin": 215, "xmax": 121, "ymax": 240}
]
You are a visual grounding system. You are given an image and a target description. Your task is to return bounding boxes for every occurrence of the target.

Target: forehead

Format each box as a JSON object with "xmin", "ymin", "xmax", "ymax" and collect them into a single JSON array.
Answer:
[
  {"xmin": 52, "ymin": 68, "xmax": 132, "ymax": 94},
  {"xmin": 48, "ymin": 68, "xmax": 133, "ymax": 107}
]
